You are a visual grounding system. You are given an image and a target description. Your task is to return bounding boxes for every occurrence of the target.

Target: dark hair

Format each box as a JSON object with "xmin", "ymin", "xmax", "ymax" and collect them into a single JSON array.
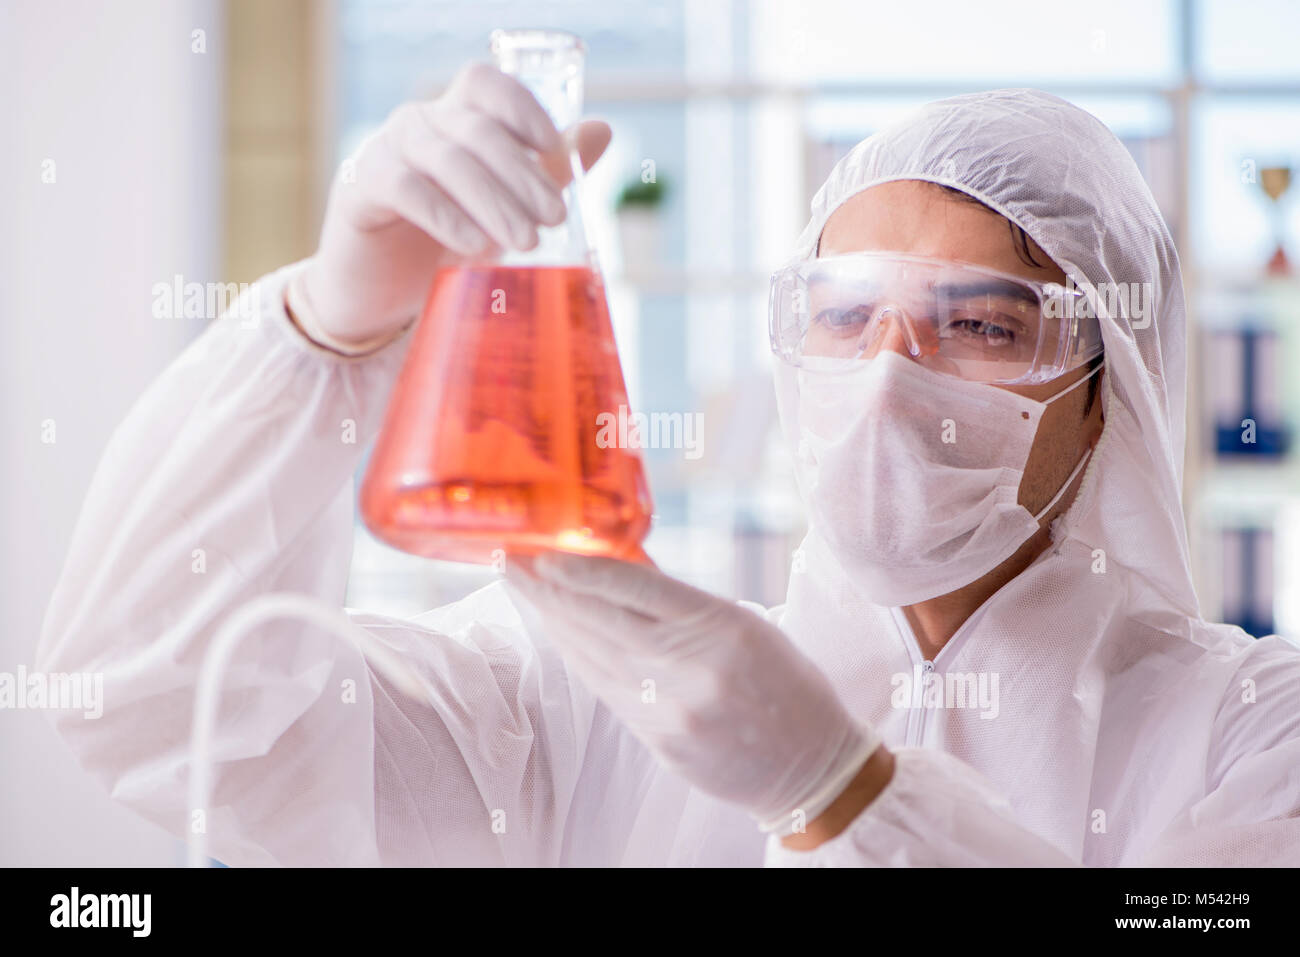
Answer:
[
  {"xmin": 934, "ymin": 183, "xmax": 1044, "ymax": 268},
  {"xmin": 1082, "ymin": 353, "xmax": 1105, "ymax": 415}
]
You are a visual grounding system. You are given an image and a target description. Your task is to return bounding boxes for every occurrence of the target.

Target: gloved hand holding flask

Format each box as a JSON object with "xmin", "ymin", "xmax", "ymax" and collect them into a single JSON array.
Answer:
[
  {"xmin": 504, "ymin": 551, "xmax": 887, "ymax": 838},
  {"xmin": 287, "ymin": 58, "xmax": 610, "ymax": 354}
]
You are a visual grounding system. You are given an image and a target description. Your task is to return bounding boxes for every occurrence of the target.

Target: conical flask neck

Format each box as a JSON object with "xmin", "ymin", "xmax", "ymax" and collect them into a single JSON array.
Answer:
[
  {"xmin": 491, "ymin": 29, "xmax": 591, "ymax": 268},
  {"xmin": 490, "ymin": 29, "xmax": 585, "ymax": 129}
]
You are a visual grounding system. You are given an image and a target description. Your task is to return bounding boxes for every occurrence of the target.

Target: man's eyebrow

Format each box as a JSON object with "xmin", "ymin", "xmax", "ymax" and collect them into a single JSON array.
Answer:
[
  {"xmin": 936, "ymin": 280, "xmax": 1038, "ymax": 304},
  {"xmin": 804, "ymin": 276, "xmax": 1040, "ymax": 307}
]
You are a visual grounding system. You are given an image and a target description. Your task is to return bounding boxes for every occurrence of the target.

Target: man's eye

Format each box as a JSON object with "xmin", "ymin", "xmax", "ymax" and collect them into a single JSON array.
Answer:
[
  {"xmin": 943, "ymin": 316, "xmax": 1019, "ymax": 345},
  {"xmin": 813, "ymin": 305, "xmax": 872, "ymax": 333}
]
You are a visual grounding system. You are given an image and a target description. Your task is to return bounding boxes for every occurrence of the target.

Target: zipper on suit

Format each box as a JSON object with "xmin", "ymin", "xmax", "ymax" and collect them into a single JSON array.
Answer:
[
  {"xmin": 905, "ymin": 658, "xmax": 935, "ymax": 747},
  {"xmin": 891, "ymin": 608, "xmax": 959, "ymax": 749}
]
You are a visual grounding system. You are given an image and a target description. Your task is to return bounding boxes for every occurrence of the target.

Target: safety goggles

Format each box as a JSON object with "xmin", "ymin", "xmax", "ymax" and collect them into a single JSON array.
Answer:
[{"xmin": 769, "ymin": 252, "xmax": 1104, "ymax": 385}]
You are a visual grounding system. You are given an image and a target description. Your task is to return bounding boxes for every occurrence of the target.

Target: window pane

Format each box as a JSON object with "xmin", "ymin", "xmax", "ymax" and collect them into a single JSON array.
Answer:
[
  {"xmin": 1196, "ymin": 0, "xmax": 1300, "ymax": 83},
  {"xmin": 338, "ymin": 0, "xmax": 688, "ymax": 142},
  {"xmin": 1191, "ymin": 98, "xmax": 1300, "ymax": 271},
  {"xmin": 749, "ymin": 0, "xmax": 1180, "ymax": 86}
]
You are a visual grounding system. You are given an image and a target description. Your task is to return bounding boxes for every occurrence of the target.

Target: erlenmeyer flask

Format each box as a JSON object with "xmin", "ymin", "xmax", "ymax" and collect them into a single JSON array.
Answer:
[{"xmin": 359, "ymin": 29, "xmax": 653, "ymax": 565}]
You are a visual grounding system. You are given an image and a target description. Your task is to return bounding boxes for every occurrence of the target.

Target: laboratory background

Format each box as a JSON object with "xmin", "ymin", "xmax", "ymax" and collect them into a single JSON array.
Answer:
[{"xmin": 3, "ymin": 0, "xmax": 1299, "ymax": 866}]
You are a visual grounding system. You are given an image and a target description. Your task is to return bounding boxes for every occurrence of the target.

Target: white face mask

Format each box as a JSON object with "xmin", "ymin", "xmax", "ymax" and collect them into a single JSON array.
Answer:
[{"xmin": 787, "ymin": 351, "xmax": 1100, "ymax": 606}]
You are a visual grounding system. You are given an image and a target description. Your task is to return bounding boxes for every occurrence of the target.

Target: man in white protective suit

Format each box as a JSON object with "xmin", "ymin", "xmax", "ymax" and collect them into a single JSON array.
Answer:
[{"xmin": 37, "ymin": 65, "xmax": 1300, "ymax": 866}]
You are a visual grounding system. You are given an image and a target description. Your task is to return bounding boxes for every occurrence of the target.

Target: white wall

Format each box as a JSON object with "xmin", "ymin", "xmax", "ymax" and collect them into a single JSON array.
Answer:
[{"xmin": 0, "ymin": 0, "xmax": 223, "ymax": 865}]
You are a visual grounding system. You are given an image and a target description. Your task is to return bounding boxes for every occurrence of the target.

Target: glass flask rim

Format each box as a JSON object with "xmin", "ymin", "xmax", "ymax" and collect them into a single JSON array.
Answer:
[{"xmin": 490, "ymin": 28, "xmax": 587, "ymax": 58}]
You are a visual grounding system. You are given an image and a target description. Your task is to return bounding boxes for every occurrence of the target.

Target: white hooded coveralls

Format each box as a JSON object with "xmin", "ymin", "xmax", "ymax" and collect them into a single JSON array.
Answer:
[{"xmin": 38, "ymin": 89, "xmax": 1300, "ymax": 866}]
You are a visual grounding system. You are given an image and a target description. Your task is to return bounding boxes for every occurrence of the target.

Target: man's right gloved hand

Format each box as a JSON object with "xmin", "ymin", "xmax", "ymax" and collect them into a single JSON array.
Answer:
[{"xmin": 288, "ymin": 61, "xmax": 612, "ymax": 354}]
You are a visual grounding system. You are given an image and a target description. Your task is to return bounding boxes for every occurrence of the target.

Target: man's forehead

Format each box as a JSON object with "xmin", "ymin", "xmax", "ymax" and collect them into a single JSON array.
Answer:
[{"xmin": 817, "ymin": 181, "xmax": 1065, "ymax": 284}]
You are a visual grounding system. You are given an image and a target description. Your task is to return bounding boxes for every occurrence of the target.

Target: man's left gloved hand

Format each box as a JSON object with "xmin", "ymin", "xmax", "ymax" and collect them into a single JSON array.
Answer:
[{"xmin": 504, "ymin": 552, "xmax": 882, "ymax": 834}]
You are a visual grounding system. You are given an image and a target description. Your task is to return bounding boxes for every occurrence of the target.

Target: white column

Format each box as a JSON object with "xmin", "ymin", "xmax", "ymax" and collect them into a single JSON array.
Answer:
[{"xmin": 0, "ymin": 0, "xmax": 224, "ymax": 866}]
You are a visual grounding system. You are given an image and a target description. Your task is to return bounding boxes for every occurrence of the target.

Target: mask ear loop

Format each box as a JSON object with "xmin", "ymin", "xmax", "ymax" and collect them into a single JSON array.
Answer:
[
  {"xmin": 1033, "ymin": 445, "xmax": 1093, "ymax": 522},
  {"xmin": 1041, "ymin": 359, "xmax": 1104, "ymax": 407},
  {"xmin": 1031, "ymin": 361, "xmax": 1105, "ymax": 523}
]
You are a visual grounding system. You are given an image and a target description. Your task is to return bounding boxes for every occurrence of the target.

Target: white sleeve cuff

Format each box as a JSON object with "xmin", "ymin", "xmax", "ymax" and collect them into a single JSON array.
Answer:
[
  {"xmin": 763, "ymin": 747, "xmax": 1076, "ymax": 867},
  {"xmin": 283, "ymin": 266, "xmax": 415, "ymax": 357}
]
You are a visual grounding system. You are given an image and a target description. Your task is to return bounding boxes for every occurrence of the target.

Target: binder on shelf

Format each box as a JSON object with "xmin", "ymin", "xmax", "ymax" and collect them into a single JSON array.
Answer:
[
  {"xmin": 1220, "ymin": 525, "xmax": 1275, "ymax": 639},
  {"xmin": 1212, "ymin": 326, "xmax": 1290, "ymax": 458}
]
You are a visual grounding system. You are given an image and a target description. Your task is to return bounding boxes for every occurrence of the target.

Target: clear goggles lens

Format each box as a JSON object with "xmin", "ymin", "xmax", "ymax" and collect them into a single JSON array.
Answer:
[{"xmin": 769, "ymin": 253, "xmax": 1103, "ymax": 384}]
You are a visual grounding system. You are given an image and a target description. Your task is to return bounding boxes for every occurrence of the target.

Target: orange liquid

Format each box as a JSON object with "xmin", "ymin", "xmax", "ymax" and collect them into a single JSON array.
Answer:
[{"xmin": 360, "ymin": 264, "xmax": 653, "ymax": 564}]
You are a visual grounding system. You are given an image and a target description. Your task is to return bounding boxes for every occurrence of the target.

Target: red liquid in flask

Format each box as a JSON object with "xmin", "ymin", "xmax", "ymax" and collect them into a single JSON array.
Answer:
[{"xmin": 360, "ymin": 264, "xmax": 653, "ymax": 564}]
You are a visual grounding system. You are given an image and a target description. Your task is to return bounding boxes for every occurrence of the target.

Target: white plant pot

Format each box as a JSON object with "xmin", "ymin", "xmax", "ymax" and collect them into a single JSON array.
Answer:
[{"xmin": 617, "ymin": 207, "xmax": 663, "ymax": 275}]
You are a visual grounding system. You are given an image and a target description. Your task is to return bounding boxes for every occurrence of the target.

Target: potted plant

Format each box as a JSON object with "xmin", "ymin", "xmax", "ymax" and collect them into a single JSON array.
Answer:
[{"xmin": 615, "ymin": 174, "xmax": 668, "ymax": 275}]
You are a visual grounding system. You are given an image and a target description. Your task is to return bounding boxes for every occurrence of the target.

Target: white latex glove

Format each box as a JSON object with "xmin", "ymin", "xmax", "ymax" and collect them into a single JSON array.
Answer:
[
  {"xmin": 504, "ymin": 552, "xmax": 883, "ymax": 834},
  {"xmin": 289, "ymin": 62, "xmax": 612, "ymax": 354}
]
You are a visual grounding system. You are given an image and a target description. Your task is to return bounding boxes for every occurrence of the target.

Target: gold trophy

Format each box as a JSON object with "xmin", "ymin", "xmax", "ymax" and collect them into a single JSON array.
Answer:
[{"xmin": 1260, "ymin": 165, "xmax": 1292, "ymax": 275}]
